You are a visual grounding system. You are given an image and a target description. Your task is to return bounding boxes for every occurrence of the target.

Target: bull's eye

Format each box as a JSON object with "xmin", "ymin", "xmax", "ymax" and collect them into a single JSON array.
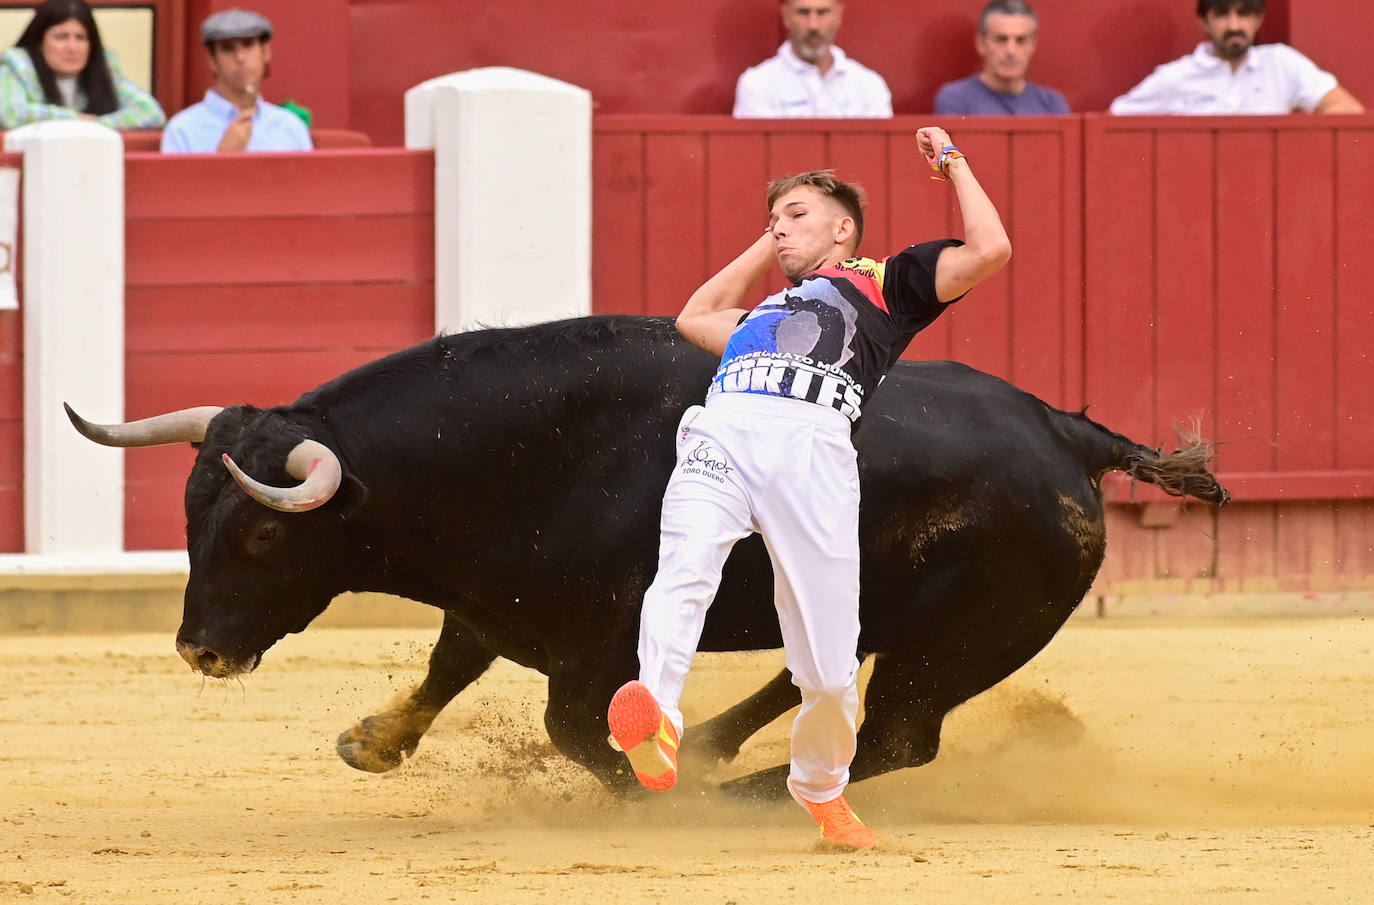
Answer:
[{"xmin": 248, "ymin": 521, "xmax": 283, "ymax": 553}]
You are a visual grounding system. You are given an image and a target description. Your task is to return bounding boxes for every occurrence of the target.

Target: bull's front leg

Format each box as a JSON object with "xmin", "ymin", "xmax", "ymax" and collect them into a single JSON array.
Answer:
[{"xmin": 337, "ymin": 610, "xmax": 497, "ymax": 773}]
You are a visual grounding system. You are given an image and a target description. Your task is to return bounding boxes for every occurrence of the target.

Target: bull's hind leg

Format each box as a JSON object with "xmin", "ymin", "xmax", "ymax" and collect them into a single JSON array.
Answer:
[
  {"xmin": 337, "ymin": 610, "xmax": 497, "ymax": 773},
  {"xmin": 542, "ymin": 663, "xmax": 648, "ymax": 797},
  {"xmin": 715, "ymin": 652, "xmax": 945, "ymax": 801},
  {"xmin": 681, "ymin": 667, "xmax": 801, "ymax": 768},
  {"xmin": 845, "ymin": 652, "xmax": 946, "ymax": 782}
]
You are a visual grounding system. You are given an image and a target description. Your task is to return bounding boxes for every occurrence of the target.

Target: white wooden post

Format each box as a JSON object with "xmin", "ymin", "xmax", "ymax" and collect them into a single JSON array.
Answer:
[
  {"xmin": 404, "ymin": 67, "xmax": 592, "ymax": 332},
  {"xmin": 4, "ymin": 121, "xmax": 124, "ymax": 554}
]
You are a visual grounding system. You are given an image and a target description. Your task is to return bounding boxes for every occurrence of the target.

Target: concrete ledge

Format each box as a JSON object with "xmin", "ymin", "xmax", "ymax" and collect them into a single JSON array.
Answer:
[
  {"xmin": 0, "ymin": 587, "xmax": 445, "ymax": 635},
  {"xmin": 1098, "ymin": 589, "xmax": 1374, "ymax": 619},
  {"xmin": 1, "ymin": 553, "xmax": 1369, "ymax": 633},
  {"xmin": 0, "ymin": 552, "xmax": 444, "ymax": 634},
  {"xmin": 0, "ymin": 551, "xmax": 189, "ymax": 587}
]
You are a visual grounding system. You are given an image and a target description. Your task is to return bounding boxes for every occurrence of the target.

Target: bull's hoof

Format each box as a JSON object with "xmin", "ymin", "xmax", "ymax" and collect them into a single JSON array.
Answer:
[
  {"xmin": 678, "ymin": 731, "xmax": 742, "ymax": 768},
  {"xmin": 335, "ymin": 721, "xmax": 418, "ymax": 774},
  {"xmin": 718, "ymin": 763, "xmax": 791, "ymax": 801}
]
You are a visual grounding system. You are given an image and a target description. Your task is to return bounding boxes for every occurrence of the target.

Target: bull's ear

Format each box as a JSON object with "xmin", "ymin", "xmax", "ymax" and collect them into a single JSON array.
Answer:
[{"xmin": 333, "ymin": 474, "xmax": 368, "ymax": 520}]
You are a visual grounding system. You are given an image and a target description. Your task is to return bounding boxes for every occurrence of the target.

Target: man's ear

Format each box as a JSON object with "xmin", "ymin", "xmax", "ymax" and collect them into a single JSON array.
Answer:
[{"xmin": 834, "ymin": 215, "xmax": 856, "ymax": 250}]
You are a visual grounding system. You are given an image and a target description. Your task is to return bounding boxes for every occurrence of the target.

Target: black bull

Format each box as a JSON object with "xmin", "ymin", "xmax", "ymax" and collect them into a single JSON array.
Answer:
[{"xmin": 68, "ymin": 315, "xmax": 1228, "ymax": 800}]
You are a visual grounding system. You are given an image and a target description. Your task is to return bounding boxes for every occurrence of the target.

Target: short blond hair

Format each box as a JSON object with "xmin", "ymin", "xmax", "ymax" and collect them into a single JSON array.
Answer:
[{"xmin": 766, "ymin": 170, "xmax": 867, "ymax": 252}]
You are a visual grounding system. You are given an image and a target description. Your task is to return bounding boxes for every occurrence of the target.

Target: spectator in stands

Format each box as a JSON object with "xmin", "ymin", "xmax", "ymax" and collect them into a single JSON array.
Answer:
[
  {"xmin": 734, "ymin": 0, "xmax": 892, "ymax": 117},
  {"xmin": 934, "ymin": 0, "xmax": 1069, "ymax": 115},
  {"xmin": 1110, "ymin": 0, "xmax": 1365, "ymax": 115},
  {"xmin": 161, "ymin": 8, "xmax": 312, "ymax": 153},
  {"xmin": 0, "ymin": 0, "xmax": 164, "ymax": 131}
]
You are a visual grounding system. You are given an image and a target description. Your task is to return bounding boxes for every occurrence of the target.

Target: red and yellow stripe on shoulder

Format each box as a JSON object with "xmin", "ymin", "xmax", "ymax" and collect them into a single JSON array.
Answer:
[{"xmin": 817, "ymin": 257, "xmax": 888, "ymax": 312}]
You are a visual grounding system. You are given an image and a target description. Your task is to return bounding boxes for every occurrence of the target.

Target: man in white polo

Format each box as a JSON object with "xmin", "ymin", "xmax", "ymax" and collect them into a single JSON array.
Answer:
[
  {"xmin": 1110, "ymin": 0, "xmax": 1364, "ymax": 115},
  {"xmin": 734, "ymin": 0, "xmax": 892, "ymax": 118}
]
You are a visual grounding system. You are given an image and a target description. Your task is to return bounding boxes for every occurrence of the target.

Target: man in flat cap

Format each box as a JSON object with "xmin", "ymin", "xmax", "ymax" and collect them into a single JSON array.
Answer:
[{"xmin": 161, "ymin": 8, "xmax": 312, "ymax": 152}]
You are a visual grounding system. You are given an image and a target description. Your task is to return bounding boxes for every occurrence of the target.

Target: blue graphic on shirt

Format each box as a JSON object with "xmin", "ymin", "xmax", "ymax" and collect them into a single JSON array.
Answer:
[{"xmin": 709, "ymin": 277, "xmax": 865, "ymax": 421}]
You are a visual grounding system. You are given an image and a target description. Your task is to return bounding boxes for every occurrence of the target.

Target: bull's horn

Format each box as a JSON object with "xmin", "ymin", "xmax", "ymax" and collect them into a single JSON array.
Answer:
[
  {"xmin": 64, "ymin": 403, "xmax": 223, "ymax": 447},
  {"xmin": 221, "ymin": 438, "xmax": 342, "ymax": 513}
]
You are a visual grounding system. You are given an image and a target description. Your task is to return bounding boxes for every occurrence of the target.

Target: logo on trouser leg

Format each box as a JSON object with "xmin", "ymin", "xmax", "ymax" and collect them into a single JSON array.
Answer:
[{"xmin": 680, "ymin": 440, "xmax": 733, "ymax": 483}]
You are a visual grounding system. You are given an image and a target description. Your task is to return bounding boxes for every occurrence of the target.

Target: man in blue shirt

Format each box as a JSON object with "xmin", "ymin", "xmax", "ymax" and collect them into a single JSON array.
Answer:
[
  {"xmin": 161, "ymin": 8, "xmax": 312, "ymax": 153},
  {"xmin": 934, "ymin": 0, "xmax": 1069, "ymax": 115}
]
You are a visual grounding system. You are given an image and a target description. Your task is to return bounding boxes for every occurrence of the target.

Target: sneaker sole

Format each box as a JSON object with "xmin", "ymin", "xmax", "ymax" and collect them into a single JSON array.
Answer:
[{"xmin": 607, "ymin": 681, "xmax": 676, "ymax": 791}]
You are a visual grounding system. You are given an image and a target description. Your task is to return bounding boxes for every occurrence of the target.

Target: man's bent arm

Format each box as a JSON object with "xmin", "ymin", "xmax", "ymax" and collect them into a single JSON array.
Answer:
[
  {"xmin": 676, "ymin": 231, "xmax": 777, "ymax": 357},
  {"xmin": 1314, "ymin": 85, "xmax": 1366, "ymax": 114},
  {"xmin": 933, "ymin": 154, "xmax": 1012, "ymax": 302}
]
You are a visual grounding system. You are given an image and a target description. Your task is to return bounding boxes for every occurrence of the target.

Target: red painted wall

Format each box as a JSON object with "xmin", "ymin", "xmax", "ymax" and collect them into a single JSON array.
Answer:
[
  {"xmin": 156, "ymin": 0, "xmax": 1373, "ymax": 150},
  {"xmin": 121, "ymin": 149, "xmax": 435, "ymax": 549},
  {"xmin": 1291, "ymin": 0, "xmax": 1373, "ymax": 108},
  {"xmin": 342, "ymin": 0, "xmax": 1221, "ymax": 146},
  {"xmin": 158, "ymin": 0, "xmax": 1374, "ymax": 154},
  {"xmin": 333, "ymin": 0, "xmax": 1313, "ymax": 147}
]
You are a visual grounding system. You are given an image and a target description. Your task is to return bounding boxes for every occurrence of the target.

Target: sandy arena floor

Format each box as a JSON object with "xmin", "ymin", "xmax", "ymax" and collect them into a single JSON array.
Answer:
[{"xmin": 1, "ymin": 617, "xmax": 1372, "ymax": 904}]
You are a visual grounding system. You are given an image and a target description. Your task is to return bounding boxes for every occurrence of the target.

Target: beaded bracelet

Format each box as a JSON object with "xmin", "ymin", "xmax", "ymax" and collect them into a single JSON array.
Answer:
[{"xmin": 930, "ymin": 145, "xmax": 965, "ymax": 181}]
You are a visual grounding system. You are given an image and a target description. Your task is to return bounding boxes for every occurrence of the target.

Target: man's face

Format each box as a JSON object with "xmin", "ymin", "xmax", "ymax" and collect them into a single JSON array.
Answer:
[
  {"xmin": 976, "ymin": 13, "xmax": 1038, "ymax": 83},
  {"xmin": 208, "ymin": 36, "xmax": 271, "ymax": 96},
  {"xmin": 768, "ymin": 186, "xmax": 852, "ymax": 281},
  {"xmin": 781, "ymin": 0, "xmax": 843, "ymax": 65},
  {"xmin": 1201, "ymin": 5, "xmax": 1263, "ymax": 62}
]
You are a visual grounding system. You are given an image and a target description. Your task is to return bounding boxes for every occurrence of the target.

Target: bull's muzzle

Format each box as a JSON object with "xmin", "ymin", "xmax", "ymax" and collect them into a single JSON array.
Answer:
[{"xmin": 176, "ymin": 640, "xmax": 260, "ymax": 678}]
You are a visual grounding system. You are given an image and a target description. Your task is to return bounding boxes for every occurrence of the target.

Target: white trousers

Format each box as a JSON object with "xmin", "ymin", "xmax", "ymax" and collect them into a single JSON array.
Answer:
[{"xmin": 637, "ymin": 392, "xmax": 862, "ymax": 803}]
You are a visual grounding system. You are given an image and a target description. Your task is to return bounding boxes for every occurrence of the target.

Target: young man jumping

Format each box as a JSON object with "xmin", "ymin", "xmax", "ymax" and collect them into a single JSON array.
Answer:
[{"xmin": 608, "ymin": 126, "xmax": 1010, "ymax": 848}]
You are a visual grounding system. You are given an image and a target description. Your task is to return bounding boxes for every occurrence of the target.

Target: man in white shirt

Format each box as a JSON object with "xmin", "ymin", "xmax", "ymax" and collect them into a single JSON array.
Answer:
[
  {"xmin": 1110, "ymin": 0, "xmax": 1364, "ymax": 115},
  {"xmin": 734, "ymin": 0, "xmax": 892, "ymax": 118}
]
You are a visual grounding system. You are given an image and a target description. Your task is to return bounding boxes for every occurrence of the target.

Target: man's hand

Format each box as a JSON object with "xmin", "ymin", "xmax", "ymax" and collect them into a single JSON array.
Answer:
[
  {"xmin": 915, "ymin": 126, "xmax": 954, "ymax": 168},
  {"xmin": 217, "ymin": 108, "xmax": 255, "ymax": 152},
  {"xmin": 676, "ymin": 230, "xmax": 776, "ymax": 357}
]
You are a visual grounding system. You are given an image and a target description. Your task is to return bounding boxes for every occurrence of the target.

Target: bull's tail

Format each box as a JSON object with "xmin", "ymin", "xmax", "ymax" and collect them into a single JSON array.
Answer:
[
  {"xmin": 1059, "ymin": 411, "xmax": 1231, "ymax": 506},
  {"xmin": 1121, "ymin": 429, "xmax": 1231, "ymax": 506}
]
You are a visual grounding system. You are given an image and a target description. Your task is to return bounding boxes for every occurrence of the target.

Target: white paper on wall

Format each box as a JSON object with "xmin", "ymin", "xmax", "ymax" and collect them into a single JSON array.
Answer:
[{"xmin": 0, "ymin": 166, "xmax": 17, "ymax": 310}]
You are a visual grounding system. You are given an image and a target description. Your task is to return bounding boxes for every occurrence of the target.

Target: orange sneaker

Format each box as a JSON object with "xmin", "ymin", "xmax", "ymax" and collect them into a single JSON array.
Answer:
[
  {"xmin": 787, "ymin": 778, "xmax": 878, "ymax": 849},
  {"xmin": 607, "ymin": 680, "xmax": 680, "ymax": 791}
]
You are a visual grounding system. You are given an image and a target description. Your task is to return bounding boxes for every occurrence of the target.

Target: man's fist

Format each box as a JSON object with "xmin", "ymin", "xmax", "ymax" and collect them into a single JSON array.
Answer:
[{"xmin": 915, "ymin": 126, "xmax": 954, "ymax": 168}]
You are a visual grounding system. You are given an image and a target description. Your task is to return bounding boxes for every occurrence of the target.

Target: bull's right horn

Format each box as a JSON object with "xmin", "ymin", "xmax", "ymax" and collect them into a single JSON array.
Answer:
[
  {"xmin": 64, "ymin": 403, "xmax": 223, "ymax": 447},
  {"xmin": 221, "ymin": 438, "xmax": 343, "ymax": 513}
]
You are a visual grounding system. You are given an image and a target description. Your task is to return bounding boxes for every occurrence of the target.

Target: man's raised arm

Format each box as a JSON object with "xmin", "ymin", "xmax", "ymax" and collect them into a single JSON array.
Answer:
[
  {"xmin": 675, "ymin": 231, "xmax": 777, "ymax": 357},
  {"xmin": 916, "ymin": 127, "xmax": 1013, "ymax": 303}
]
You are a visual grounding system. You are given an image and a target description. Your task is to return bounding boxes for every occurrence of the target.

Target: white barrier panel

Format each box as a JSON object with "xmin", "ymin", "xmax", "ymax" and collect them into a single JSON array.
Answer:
[
  {"xmin": 4, "ymin": 122, "xmax": 124, "ymax": 554},
  {"xmin": 404, "ymin": 67, "xmax": 591, "ymax": 332}
]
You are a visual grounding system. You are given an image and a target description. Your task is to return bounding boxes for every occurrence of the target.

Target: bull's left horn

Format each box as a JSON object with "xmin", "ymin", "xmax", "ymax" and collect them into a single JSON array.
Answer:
[
  {"xmin": 65, "ymin": 403, "xmax": 223, "ymax": 447},
  {"xmin": 222, "ymin": 439, "xmax": 343, "ymax": 513}
]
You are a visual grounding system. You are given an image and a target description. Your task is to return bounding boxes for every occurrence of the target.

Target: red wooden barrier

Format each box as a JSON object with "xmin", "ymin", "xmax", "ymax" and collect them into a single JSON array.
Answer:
[
  {"xmin": 0, "ymin": 150, "xmax": 21, "ymax": 552},
  {"xmin": 1083, "ymin": 113, "xmax": 1374, "ymax": 590},
  {"xmin": 121, "ymin": 149, "xmax": 436, "ymax": 549},
  {"xmin": 593, "ymin": 115, "xmax": 1084, "ymax": 410},
  {"xmin": 1083, "ymin": 113, "xmax": 1374, "ymax": 495},
  {"xmin": 0, "ymin": 120, "xmax": 1368, "ymax": 592}
]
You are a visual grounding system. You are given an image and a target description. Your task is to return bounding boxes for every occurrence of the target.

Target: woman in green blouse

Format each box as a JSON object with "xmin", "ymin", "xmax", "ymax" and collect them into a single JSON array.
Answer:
[{"xmin": 0, "ymin": 0, "xmax": 164, "ymax": 130}]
